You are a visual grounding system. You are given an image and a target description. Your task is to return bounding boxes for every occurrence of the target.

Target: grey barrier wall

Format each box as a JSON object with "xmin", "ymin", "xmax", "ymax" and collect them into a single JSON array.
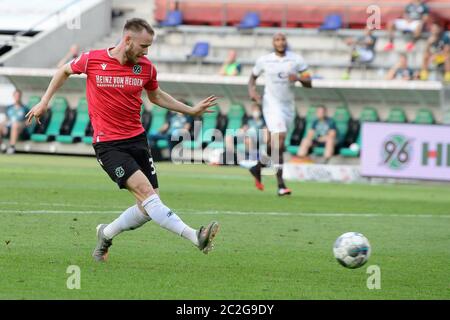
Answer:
[{"xmin": 0, "ymin": 0, "xmax": 111, "ymax": 68}]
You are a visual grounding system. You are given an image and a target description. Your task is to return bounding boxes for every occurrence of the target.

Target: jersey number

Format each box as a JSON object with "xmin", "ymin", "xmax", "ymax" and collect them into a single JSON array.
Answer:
[{"xmin": 149, "ymin": 157, "xmax": 156, "ymax": 175}]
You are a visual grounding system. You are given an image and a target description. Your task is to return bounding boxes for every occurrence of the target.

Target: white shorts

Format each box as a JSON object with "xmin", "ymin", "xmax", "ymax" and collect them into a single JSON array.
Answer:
[
  {"xmin": 262, "ymin": 99, "xmax": 295, "ymax": 133},
  {"xmin": 394, "ymin": 19, "xmax": 421, "ymax": 32}
]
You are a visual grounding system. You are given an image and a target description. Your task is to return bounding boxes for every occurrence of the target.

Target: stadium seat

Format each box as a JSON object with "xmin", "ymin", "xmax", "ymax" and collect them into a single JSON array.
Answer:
[
  {"xmin": 141, "ymin": 105, "xmax": 152, "ymax": 133},
  {"xmin": 159, "ymin": 10, "xmax": 183, "ymax": 27},
  {"xmin": 285, "ymin": 115, "xmax": 305, "ymax": 155},
  {"xmin": 183, "ymin": 105, "xmax": 220, "ymax": 149},
  {"xmin": 333, "ymin": 107, "xmax": 351, "ymax": 144},
  {"xmin": 302, "ymin": 106, "xmax": 318, "ymax": 138},
  {"xmin": 27, "ymin": 95, "xmax": 41, "ymax": 109},
  {"xmin": 284, "ymin": 115, "xmax": 301, "ymax": 155},
  {"xmin": 237, "ymin": 12, "xmax": 260, "ymax": 29},
  {"xmin": 359, "ymin": 107, "xmax": 379, "ymax": 123},
  {"xmin": 226, "ymin": 104, "xmax": 246, "ymax": 133},
  {"xmin": 147, "ymin": 105, "xmax": 169, "ymax": 149},
  {"xmin": 339, "ymin": 107, "xmax": 379, "ymax": 157},
  {"xmin": 333, "ymin": 107, "xmax": 352, "ymax": 144},
  {"xmin": 23, "ymin": 96, "xmax": 41, "ymax": 139},
  {"xmin": 386, "ymin": 108, "xmax": 407, "ymax": 123},
  {"xmin": 313, "ymin": 106, "xmax": 350, "ymax": 156},
  {"xmin": 82, "ymin": 121, "xmax": 93, "ymax": 144},
  {"xmin": 286, "ymin": 107, "xmax": 316, "ymax": 155},
  {"xmin": 209, "ymin": 104, "xmax": 245, "ymax": 149},
  {"xmin": 413, "ymin": 109, "xmax": 435, "ymax": 124},
  {"xmin": 148, "ymin": 105, "xmax": 169, "ymax": 135},
  {"xmin": 82, "ymin": 136, "xmax": 93, "ymax": 144},
  {"xmin": 31, "ymin": 97, "xmax": 68, "ymax": 142},
  {"xmin": 443, "ymin": 111, "xmax": 450, "ymax": 125},
  {"xmin": 188, "ymin": 42, "xmax": 210, "ymax": 59},
  {"xmin": 318, "ymin": 14, "xmax": 342, "ymax": 31},
  {"xmin": 56, "ymin": 98, "xmax": 89, "ymax": 143},
  {"xmin": 210, "ymin": 103, "xmax": 245, "ymax": 149}
]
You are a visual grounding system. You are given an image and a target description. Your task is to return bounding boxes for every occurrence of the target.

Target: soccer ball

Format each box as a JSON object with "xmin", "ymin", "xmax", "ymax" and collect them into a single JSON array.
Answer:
[{"xmin": 333, "ymin": 232, "xmax": 371, "ymax": 269}]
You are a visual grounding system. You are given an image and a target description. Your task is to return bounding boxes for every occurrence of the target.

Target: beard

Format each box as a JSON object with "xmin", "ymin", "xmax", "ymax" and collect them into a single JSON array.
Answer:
[
  {"xmin": 275, "ymin": 46, "xmax": 287, "ymax": 55},
  {"xmin": 126, "ymin": 50, "xmax": 139, "ymax": 64},
  {"xmin": 125, "ymin": 44, "xmax": 139, "ymax": 64}
]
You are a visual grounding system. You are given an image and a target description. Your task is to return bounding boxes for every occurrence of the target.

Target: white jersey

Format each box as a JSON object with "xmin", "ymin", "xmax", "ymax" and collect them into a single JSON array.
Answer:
[
  {"xmin": 252, "ymin": 51, "xmax": 308, "ymax": 105},
  {"xmin": 252, "ymin": 51, "xmax": 308, "ymax": 133}
]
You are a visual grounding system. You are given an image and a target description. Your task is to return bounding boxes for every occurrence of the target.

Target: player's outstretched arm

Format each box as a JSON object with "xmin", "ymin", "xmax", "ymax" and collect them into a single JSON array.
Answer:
[
  {"xmin": 147, "ymin": 87, "xmax": 217, "ymax": 117},
  {"xmin": 25, "ymin": 63, "xmax": 74, "ymax": 125}
]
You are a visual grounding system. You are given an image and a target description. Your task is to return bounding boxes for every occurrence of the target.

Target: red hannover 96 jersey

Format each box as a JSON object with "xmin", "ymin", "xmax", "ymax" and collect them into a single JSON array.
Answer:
[{"xmin": 70, "ymin": 48, "xmax": 159, "ymax": 143}]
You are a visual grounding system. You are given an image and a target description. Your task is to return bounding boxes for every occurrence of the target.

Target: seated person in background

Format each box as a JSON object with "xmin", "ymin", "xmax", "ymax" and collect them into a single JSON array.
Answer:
[
  {"xmin": 342, "ymin": 27, "xmax": 377, "ymax": 80},
  {"xmin": 386, "ymin": 53, "xmax": 415, "ymax": 80},
  {"xmin": 296, "ymin": 105, "xmax": 337, "ymax": 163},
  {"xmin": 419, "ymin": 22, "xmax": 450, "ymax": 82},
  {"xmin": 384, "ymin": 0, "xmax": 429, "ymax": 52},
  {"xmin": 219, "ymin": 50, "xmax": 242, "ymax": 76},
  {"xmin": 225, "ymin": 102, "xmax": 267, "ymax": 160},
  {"xmin": 57, "ymin": 44, "xmax": 80, "ymax": 68},
  {"xmin": 0, "ymin": 89, "xmax": 28, "ymax": 154},
  {"xmin": 148, "ymin": 110, "xmax": 192, "ymax": 152}
]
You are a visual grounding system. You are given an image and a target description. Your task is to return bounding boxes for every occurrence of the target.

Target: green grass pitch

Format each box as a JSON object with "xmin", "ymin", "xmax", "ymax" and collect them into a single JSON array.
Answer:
[{"xmin": 0, "ymin": 154, "xmax": 449, "ymax": 299}]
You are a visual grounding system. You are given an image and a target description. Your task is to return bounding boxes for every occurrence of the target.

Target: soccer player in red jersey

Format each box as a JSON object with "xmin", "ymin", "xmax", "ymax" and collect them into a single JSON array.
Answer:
[{"xmin": 25, "ymin": 18, "xmax": 220, "ymax": 261}]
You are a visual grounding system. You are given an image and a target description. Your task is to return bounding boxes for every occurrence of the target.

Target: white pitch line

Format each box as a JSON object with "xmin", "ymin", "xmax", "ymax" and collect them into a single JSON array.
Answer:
[
  {"xmin": 0, "ymin": 210, "xmax": 120, "ymax": 214},
  {"xmin": 184, "ymin": 210, "xmax": 450, "ymax": 219},
  {"xmin": 2, "ymin": 202, "xmax": 448, "ymax": 219},
  {"xmin": 0, "ymin": 209, "xmax": 449, "ymax": 219},
  {"xmin": 0, "ymin": 201, "xmax": 112, "ymax": 208}
]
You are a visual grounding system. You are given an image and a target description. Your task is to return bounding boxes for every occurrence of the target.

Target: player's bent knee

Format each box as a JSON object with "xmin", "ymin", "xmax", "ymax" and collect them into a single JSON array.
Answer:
[
  {"xmin": 133, "ymin": 183, "xmax": 154, "ymax": 199},
  {"xmin": 126, "ymin": 172, "xmax": 156, "ymax": 202}
]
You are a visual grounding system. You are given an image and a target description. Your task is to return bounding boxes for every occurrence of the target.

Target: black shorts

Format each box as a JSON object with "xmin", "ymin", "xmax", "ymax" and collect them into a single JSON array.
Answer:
[{"xmin": 93, "ymin": 133, "xmax": 158, "ymax": 189}]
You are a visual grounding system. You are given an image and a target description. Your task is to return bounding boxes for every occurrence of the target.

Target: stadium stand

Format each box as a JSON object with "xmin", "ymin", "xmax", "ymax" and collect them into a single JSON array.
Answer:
[
  {"xmin": 144, "ymin": 26, "xmax": 436, "ymax": 80},
  {"xmin": 1, "ymin": 0, "xmax": 449, "ymax": 164},
  {"xmin": 154, "ymin": 0, "xmax": 450, "ymax": 29}
]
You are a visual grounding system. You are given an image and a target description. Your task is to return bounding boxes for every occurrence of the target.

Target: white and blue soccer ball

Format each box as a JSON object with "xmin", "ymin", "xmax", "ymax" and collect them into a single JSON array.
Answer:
[{"xmin": 333, "ymin": 232, "xmax": 371, "ymax": 269}]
